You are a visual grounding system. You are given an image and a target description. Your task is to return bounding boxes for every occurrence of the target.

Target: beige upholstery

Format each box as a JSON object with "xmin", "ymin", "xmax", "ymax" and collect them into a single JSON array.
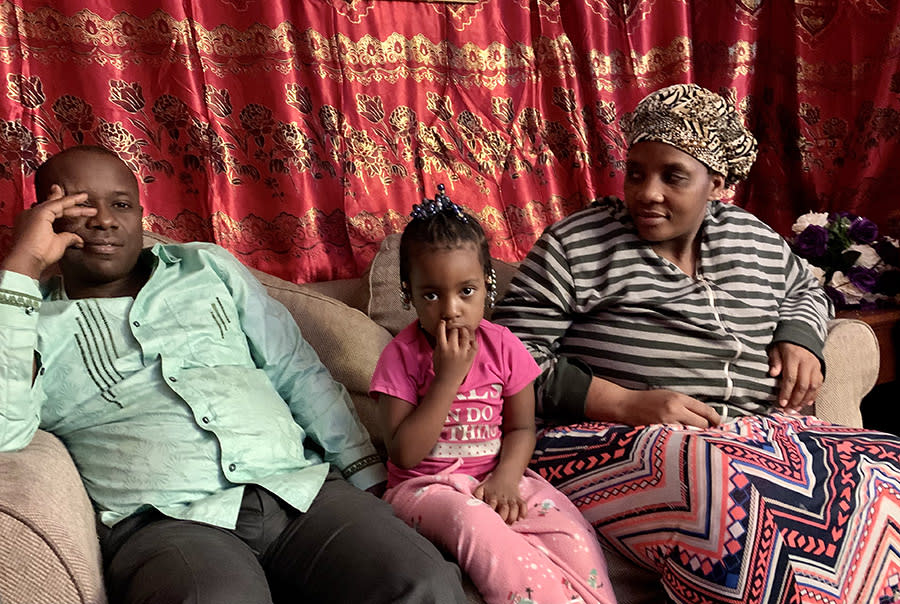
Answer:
[
  {"xmin": 814, "ymin": 319, "xmax": 879, "ymax": 428},
  {"xmin": 0, "ymin": 430, "xmax": 105, "ymax": 604},
  {"xmin": 0, "ymin": 231, "xmax": 880, "ymax": 604}
]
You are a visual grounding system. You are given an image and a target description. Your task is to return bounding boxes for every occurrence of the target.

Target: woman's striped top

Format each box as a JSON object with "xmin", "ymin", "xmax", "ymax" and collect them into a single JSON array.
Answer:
[{"xmin": 491, "ymin": 198, "xmax": 834, "ymax": 420}]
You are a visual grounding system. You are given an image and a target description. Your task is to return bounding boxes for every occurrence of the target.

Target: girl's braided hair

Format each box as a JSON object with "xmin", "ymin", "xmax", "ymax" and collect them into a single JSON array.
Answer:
[{"xmin": 398, "ymin": 184, "xmax": 493, "ymax": 300}]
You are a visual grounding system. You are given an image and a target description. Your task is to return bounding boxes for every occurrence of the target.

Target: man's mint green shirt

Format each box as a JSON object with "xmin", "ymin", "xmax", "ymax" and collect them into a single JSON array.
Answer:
[{"xmin": 0, "ymin": 243, "xmax": 384, "ymax": 528}]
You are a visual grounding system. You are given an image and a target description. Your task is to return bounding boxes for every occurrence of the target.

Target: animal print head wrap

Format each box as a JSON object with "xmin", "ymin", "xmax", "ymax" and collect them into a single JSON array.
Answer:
[{"xmin": 621, "ymin": 83, "xmax": 758, "ymax": 186}]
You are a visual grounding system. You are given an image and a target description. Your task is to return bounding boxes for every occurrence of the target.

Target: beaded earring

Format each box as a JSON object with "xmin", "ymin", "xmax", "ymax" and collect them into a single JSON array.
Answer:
[
  {"xmin": 487, "ymin": 268, "xmax": 497, "ymax": 308},
  {"xmin": 399, "ymin": 281, "xmax": 411, "ymax": 310}
]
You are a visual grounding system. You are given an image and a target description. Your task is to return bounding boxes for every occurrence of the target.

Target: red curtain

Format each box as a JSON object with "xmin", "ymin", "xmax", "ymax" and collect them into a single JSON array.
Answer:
[{"xmin": 1, "ymin": 1, "xmax": 898, "ymax": 283}]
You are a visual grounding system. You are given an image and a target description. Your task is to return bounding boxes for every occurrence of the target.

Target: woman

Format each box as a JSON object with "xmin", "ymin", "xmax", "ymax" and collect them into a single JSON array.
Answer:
[{"xmin": 493, "ymin": 83, "xmax": 900, "ymax": 604}]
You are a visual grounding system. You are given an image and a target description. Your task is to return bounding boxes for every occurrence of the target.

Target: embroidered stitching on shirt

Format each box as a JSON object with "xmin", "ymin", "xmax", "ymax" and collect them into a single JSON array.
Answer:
[
  {"xmin": 341, "ymin": 454, "xmax": 382, "ymax": 478},
  {"xmin": 210, "ymin": 309, "xmax": 226, "ymax": 338},
  {"xmin": 210, "ymin": 298, "xmax": 231, "ymax": 338},
  {"xmin": 0, "ymin": 287, "xmax": 41, "ymax": 311},
  {"xmin": 86, "ymin": 300, "xmax": 121, "ymax": 359},
  {"xmin": 75, "ymin": 301, "xmax": 124, "ymax": 408},
  {"xmin": 215, "ymin": 297, "xmax": 231, "ymax": 323}
]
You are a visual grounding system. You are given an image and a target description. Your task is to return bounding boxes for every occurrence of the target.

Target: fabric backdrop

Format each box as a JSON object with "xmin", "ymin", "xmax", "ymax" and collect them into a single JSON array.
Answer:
[{"xmin": 1, "ymin": 0, "xmax": 899, "ymax": 283}]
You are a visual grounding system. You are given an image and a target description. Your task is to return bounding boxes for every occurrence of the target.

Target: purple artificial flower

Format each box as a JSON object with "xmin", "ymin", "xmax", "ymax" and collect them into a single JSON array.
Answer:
[
  {"xmin": 848, "ymin": 217, "xmax": 879, "ymax": 244},
  {"xmin": 794, "ymin": 225, "xmax": 829, "ymax": 259},
  {"xmin": 824, "ymin": 285, "xmax": 846, "ymax": 308},
  {"xmin": 846, "ymin": 265, "xmax": 878, "ymax": 292}
]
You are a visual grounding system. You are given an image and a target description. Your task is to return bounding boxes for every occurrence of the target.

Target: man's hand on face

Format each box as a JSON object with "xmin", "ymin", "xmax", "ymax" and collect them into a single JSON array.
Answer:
[{"xmin": 1, "ymin": 185, "xmax": 94, "ymax": 279}]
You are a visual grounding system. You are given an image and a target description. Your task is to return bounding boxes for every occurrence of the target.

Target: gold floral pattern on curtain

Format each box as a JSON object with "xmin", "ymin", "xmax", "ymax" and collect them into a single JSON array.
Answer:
[{"xmin": 1, "ymin": 1, "xmax": 899, "ymax": 283}]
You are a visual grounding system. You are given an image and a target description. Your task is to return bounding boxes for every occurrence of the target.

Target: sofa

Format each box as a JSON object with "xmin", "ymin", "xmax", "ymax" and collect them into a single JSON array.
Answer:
[{"xmin": 0, "ymin": 231, "xmax": 880, "ymax": 604}]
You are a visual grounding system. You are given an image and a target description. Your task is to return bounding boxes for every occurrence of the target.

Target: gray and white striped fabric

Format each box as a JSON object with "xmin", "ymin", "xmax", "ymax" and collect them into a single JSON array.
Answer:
[{"xmin": 492, "ymin": 198, "xmax": 833, "ymax": 416}]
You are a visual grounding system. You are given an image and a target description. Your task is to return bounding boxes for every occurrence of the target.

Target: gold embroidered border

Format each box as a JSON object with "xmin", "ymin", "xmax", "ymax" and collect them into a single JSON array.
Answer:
[
  {"xmin": 0, "ymin": 2, "xmax": 557, "ymax": 87},
  {"xmin": 586, "ymin": 37, "xmax": 755, "ymax": 93},
  {"xmin": 0, "ymin": 1, "xmax": 888, "ymax": 91},
  {"xmin": 0, "ymin": 287, "xmax": 41, "ymax": 311}
]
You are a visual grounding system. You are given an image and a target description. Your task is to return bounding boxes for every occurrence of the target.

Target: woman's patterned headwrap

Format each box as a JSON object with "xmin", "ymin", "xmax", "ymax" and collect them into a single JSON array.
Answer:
[{"xmin": 621, "ymin": 83, "xmax": 758, "ymax": 186}]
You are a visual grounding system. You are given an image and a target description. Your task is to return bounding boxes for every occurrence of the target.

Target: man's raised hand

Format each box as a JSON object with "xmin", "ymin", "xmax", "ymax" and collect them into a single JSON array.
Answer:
[{"xmin": 1, "ymin": 185, "xmax": 93, "ymax": 279}]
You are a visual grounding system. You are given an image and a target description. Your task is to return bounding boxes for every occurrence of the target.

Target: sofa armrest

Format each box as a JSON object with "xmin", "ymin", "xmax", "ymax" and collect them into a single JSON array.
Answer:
[
  {"xmin": 813, "ymin": 318, "xmax": 879, "ymax": 428},
  {"xmin": 0, "ymin": 430, "xmax": 105, "ymax": 604}
]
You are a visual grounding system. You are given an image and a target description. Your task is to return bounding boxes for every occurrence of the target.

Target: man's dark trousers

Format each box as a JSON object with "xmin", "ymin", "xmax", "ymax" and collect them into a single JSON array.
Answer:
[{"xmin": 100, "ymin": 474, "xmax": 465, "ymax": 604}]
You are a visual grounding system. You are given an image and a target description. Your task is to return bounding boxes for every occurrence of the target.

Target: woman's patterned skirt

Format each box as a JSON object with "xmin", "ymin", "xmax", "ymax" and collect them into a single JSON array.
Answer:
[{"xmin": 530, "ymin": 414, "xmax": 900, "ymax": 604}]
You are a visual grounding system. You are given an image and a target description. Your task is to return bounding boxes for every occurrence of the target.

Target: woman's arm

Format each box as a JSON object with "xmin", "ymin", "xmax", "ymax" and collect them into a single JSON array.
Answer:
[
  {"xmin": 473, "ymin": 384, "xmax": 536, "ymax": 524},
  {"xmin": 768, "ymin": 243, "xmax": 833, "ymax": 411},
  {"xmin": 585, "ymin": 377, "xmax": 721, "ymax": 428},
  {"xmin": 492, "ymin": 230, "xmax": 587, "ymax": 421}
]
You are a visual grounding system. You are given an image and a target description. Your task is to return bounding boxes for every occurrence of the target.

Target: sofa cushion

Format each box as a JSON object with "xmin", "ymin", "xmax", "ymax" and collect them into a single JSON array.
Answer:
[
  {"xmin": 142, "ymin": 230, "xmax": 173, "ymax": 247},
  {"xmin": 814, "ymin": 319, "xmax": 876, "ymax": 428},
  {"xmin": 0, "ymin": 430, "xmax": 105, "ymax": 604},
  {"xmin": 365, "ymin": 234, "xmax": 417, "ymax": 335},
  {"xmin": 366, "ymin": 233, "xmax": 520, "ymax": 336}
]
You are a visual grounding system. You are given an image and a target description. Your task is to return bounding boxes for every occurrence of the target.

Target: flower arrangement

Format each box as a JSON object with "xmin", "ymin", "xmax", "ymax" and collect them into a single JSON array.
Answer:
[{"xmin": 791, "ymin": 212, "xmax": 900, "ymax": 309}]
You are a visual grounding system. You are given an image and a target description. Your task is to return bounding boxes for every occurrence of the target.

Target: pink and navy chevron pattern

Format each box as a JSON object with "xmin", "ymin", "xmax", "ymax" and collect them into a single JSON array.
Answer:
[{"xmin": 531, "ymin": 414, "xmax": 900, "ymax": 603}]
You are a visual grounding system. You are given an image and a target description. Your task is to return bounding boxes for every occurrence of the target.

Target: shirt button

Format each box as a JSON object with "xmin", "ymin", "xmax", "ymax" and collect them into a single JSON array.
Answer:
[
  {"xmin": 228, "ymin": 463, "xmax": 237, "ymax": 472},
  {"xmin": 132, "ymin": 321, "xmax": 140, "ymax": 327},
  {"xmin": 201, "ymin": 416, "xmax": 210, "ymax": 424},
  {"xmin": 168, "ymin": 376, "xmax": 177, "ymax": 382}
]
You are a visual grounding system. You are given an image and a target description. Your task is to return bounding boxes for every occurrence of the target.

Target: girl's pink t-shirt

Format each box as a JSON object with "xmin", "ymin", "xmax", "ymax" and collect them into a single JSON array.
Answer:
[{"xmin": 370, "ymin": 319, "xmax": 540, "ymax": 488}]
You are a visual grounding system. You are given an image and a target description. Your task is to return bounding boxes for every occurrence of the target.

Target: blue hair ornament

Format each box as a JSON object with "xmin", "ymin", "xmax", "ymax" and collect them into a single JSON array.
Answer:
[{"xmin": 410, "ymin": 184, "xmax": 468, "ymax": 223}]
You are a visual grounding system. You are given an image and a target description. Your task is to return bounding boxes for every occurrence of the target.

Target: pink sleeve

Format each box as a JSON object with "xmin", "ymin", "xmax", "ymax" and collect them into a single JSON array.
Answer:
[
  {"xmin": 369, "ymin": 336, "xmax": 420, "ymax": 405},
  {"xmin": 500, "ymin": 325, "xmax": 541, "ymax": 397}
]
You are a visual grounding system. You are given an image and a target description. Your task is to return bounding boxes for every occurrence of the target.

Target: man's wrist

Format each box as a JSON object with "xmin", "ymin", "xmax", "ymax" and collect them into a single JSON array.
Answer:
[
  {"xmin": 0, "ymin": 269, "xmax": 42, "ymax": 314},
  {"xmin": 0, "ymin": 252, "xmax": 45, "ymax": 280}
]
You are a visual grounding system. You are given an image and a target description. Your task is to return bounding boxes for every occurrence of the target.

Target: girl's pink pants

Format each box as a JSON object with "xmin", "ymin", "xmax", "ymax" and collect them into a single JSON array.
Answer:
[{"xmin": 385, "ymin": 466, "xmax": 617, "ymax": 604}]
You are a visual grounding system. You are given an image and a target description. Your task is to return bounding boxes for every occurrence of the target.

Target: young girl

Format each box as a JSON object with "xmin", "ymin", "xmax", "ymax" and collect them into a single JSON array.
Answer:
[{"xmin": 369, "ymin": 185, "xmax": 617, "ymax": 604}]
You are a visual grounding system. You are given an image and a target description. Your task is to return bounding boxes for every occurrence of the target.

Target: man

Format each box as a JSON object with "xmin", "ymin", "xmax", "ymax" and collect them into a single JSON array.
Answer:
[{"xmin": 0, "ymin": 145, "xmax": 465, "ymax": 603}]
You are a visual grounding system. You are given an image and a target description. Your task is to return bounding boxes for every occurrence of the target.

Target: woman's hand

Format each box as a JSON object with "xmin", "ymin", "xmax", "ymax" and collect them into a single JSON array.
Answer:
[
  {"xmin": 1, "ymin": 185, "xmax": 92, "ymax": 279},
  {"xmin": 432, "ymin": 320, "xmax": 477, "ymax": 386},
  {"xmin": 585, "ymin": 377, "xmax": 721, "ymax": 428},
  {"xmin": 474, "ymin": 470, "xmax": 528, "ymax": 524},
  {"xmin": 768, "ymin": 342, "xmax": 822, "ymax": 412}
]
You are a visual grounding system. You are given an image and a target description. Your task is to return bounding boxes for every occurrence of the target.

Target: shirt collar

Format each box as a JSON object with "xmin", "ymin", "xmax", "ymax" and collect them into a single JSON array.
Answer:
[
  {"xmin": 44, "ymin": 246, "xmax": 166, "ymax": 301},
  {"xmin": 151, "ymin": 242, "xmax": 182, "ymax": 265}
]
